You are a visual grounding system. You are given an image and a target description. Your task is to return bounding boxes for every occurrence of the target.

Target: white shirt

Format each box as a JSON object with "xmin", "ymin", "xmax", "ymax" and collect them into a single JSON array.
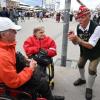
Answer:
[
  {"xmin": 76, "ymin": 21, "xmax": 100, "ymax": 47},
  {"xmin": 89, "ymin": 26, "xmax": 100, "ymax": 47},
  {"xmin": 75, "ymin": 21, "xmax": 90, "ymax": 35},
  {"xmin": 79, "ymin": 21, "xmax": 90, "ymax": 32}
]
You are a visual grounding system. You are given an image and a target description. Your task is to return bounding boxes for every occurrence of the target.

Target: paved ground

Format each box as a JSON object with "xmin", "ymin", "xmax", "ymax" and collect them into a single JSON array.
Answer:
[
  {"xmin": 52, "ymin": 64, "xmax": 100, "ymax": 100},
  {"xmin": 17, "ymin": 18, "xmax": 100, "ymax": 100}
]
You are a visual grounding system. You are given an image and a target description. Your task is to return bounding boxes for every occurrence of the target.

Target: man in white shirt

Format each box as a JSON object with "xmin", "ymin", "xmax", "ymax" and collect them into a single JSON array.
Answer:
[{"xmin": 68, "ymin": 6, "xmax": 100, "ymax": 100}]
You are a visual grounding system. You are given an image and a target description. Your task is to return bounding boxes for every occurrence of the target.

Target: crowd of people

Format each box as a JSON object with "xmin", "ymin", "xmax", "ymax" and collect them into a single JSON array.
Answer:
[
  {"xmin": 0, "ymin": 7, "xmax": 34, "ymax": 23},
  {"xmin": 0, "ymin": 7, "xmax": 73, "ymax": 24},
  {"xmin": 0, "ymin": 5, "xmax": 100, "ymax": 100}
]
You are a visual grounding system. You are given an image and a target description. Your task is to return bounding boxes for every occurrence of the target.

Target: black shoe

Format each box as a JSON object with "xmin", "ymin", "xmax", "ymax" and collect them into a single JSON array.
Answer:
[
  {"xmin": 85, "ymin": 88, "xmax": 92, "ymax": 100},
  {"xmin": 53, "ymin": 95, "xmax": 65, "ymax": 100},
  {"xmin": 73, "ymin": 78, "xmax": 86, "ymax": 86}
]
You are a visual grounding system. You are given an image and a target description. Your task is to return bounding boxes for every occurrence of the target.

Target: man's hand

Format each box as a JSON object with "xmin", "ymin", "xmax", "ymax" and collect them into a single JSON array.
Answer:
[
  {"xmin": 68, "ymin": 34, "xmax": 77, "ymax": 41},
  {"xmin": 29, "ymin": 59, "xmax": 37, "ymax": 72},
  {"xmin": 68, "ymin": 31, "xmax": 80, "ymax": 44}
]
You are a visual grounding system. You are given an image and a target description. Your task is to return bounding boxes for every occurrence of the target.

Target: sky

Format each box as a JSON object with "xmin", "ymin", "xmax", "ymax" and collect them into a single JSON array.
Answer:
[
  {"xmin": 71, "ymin": 0, "xmax": 100, "ymax": 10},
  {"xmin": 20, "ymin": 0, "xmax": 42, "ymax": 6},
  {"xmin": 20, "ymin": 0, "xmax": 100, "ymax": 10}
]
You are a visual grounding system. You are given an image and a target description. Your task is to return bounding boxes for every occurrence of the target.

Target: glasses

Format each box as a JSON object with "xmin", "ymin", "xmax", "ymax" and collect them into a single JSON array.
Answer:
[
  {"xmin": 8, "ymin": 29, "xmax": 17, "ymax": 34},
  {"xmin": 0, "ymin": 29, "xmax": 17, "ymax": 34}
]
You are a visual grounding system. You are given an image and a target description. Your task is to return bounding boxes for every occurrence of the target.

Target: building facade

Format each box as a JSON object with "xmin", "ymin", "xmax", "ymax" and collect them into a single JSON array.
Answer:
[
  {"xmin": 6, "ymin": 0, "xmax": 19, "ymax": 9},
  {"xmin": 0, "ymin": 0, "xmax": 19, "ymax": 9},
  {"xmin": 0, "ymin": 0, "xmax": 6, "ymax": 7},
  {"xmin": 44, "ymin": 0, "xmax": 65, "ymax": 11}
]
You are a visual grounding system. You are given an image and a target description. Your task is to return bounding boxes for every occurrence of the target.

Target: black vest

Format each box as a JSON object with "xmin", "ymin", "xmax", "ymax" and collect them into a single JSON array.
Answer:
[{"xmin": 77, "ymin": 20, "xmax": 100, "ymax": 60}]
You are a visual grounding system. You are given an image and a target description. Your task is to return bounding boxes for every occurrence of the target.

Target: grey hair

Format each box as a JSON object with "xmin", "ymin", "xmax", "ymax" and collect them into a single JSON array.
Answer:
[{"xmin": 33, "ymin": 26, "xmax": 45, "ymax": 34}]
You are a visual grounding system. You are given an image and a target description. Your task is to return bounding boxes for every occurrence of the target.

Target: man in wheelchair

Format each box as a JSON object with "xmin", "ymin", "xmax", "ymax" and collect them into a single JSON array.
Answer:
[{"xmin": 0, "ymin": 17, "xmax": 64, "ymax": 100}]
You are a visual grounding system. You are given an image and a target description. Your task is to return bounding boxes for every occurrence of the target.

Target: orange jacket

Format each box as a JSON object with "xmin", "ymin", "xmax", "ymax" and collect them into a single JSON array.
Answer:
[{"xmin": 0, "ymin": 41, "xmax": 33, "ymax": 88}]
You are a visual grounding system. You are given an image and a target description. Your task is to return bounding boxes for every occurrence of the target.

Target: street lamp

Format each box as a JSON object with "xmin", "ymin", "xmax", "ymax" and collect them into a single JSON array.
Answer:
[
  {"xmin": 42, "ymin": 0, "xmax": 43, "ymax": 8},
  {"xmin": 61, "ymin": 0, "xmax": 71, "ymax": 66}
]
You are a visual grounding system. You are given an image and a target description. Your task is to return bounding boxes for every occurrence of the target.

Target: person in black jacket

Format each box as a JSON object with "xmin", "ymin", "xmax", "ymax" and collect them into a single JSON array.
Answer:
[
  {"xmin": 68, "ymin": 6, "xmax": 100, "ymax": 100},
  {"xmin": 0, "ymin": 7, "xmax": 9, "ymax": 17}
]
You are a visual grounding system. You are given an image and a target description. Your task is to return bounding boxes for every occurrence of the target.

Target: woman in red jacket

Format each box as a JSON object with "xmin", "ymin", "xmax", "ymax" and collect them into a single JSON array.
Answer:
[
  {"xmin": 23, "ymin": 26, "xmax": 57, "ymax": 58},
  {"xmin": 23, "ymin": 26, "xmax": 57, "ymax": 93}
]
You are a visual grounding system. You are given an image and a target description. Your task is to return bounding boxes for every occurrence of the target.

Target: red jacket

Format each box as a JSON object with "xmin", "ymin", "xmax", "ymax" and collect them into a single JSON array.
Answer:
[
  {"xmin": 0, "ymin": 41, "xmax": 33, "ymax": 88},
  {"xmin": 23, "ymin": 35, "xmax": 57, "ymax": 57}
]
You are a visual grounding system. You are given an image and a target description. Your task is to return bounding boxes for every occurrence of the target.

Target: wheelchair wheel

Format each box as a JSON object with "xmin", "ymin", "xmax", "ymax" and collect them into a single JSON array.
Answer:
[
  {"xmin": 46, "ymin": 63, "xmax": 55, "ymax": 89},
  {"xmin": 50, "ymin": 81, "xmax": 54, "ymax": 90},
  {"xmin": 49, "ymin": 77, "xmax": 54, "ymax": 90}
]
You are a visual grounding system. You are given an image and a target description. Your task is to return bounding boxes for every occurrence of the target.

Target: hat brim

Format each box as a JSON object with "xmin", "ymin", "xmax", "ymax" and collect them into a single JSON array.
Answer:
[
  {"xmin": 76, "ymin": 11, "xmax": 90, "ymax": 19},
  {"xmin": 10, "ymin": 24, "xmax": 21, "ymax": 31}
]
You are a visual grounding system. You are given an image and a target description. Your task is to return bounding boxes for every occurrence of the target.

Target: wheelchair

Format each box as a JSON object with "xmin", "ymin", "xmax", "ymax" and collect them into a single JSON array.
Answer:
[
  {"xmin": 46, "ymin": 62, "xmax": 54, "ymax": 90},
  {"xmin": 16, "ymin": 51, "xmax": 55, "ymax": 90},
  {"xmin": 28, "ymin": 53, "xmax": 55, "ymax": 90},
  {"xmin": 36, "ymin": 59, "xmax": 55, "ymax": 90},
  {"xmin": 0, "ymin": 84, "xmax": 47, "ymax": 100}
]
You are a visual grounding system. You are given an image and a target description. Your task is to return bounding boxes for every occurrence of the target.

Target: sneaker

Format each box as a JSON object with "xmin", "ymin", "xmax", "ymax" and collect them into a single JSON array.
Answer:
[
  {"xmin": 73, "ymin": 78, "xmax": 86, "ymax": 86},
  {"xmin": 85, "ymin": 88, "xmax": 92, "ymax": 100},
  {"xmin": 53, "ymin": 95, "xmax": 65, "ymax": 100}
]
